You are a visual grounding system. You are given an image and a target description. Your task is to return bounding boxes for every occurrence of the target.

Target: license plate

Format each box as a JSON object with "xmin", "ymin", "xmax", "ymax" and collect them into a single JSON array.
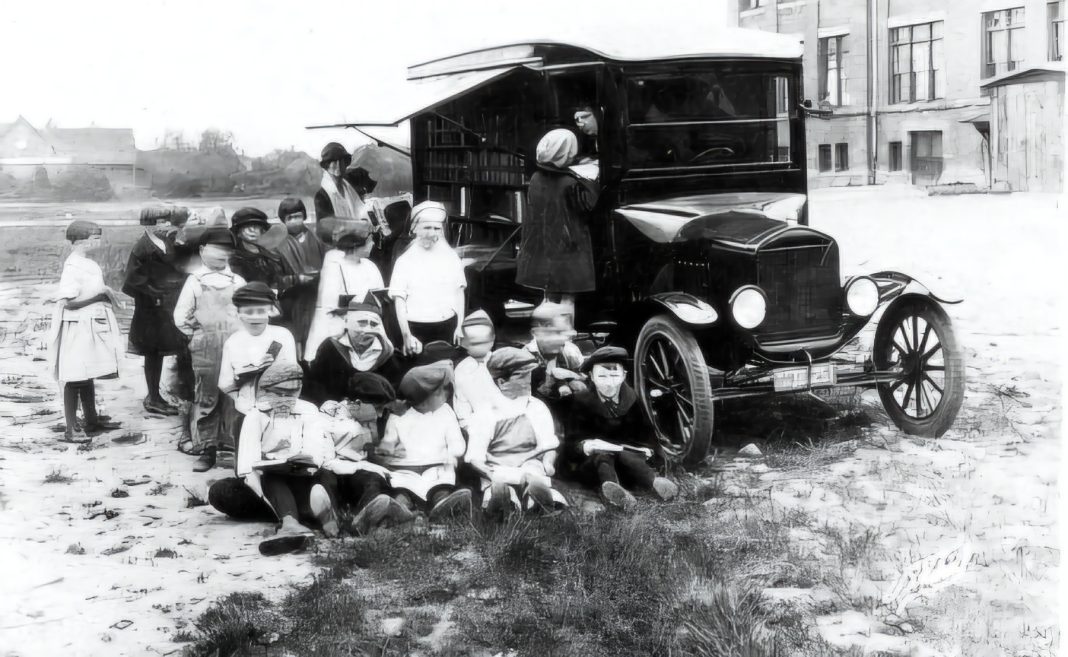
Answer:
[{"xmin": 773, "ymin": 364, "xmax": 836, "ymax": 392}]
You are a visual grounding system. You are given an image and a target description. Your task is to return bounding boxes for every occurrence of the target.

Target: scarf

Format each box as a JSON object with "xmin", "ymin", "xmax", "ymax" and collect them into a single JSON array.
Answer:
[{"xmin": 320, "ymin": 171, "xmax": 368, "ymax": 221}]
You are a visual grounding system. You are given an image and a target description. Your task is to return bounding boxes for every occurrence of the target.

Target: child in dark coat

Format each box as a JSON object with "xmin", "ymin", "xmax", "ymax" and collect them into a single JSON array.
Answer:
[{"xmin": 564, "ymin": 346, "xmax": 678, "ymax": 510}]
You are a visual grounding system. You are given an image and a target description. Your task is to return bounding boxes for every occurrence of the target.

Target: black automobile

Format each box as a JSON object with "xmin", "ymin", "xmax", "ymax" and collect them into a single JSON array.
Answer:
[{"xmin": 310, "ymin": 28, "xmax": 965, "ymax": 464}]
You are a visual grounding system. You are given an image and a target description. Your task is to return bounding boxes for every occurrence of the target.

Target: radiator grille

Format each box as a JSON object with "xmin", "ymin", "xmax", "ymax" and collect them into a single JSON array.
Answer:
[{"xmin": 756, "ymin": 243, "xmax": 841, "ymax": 339}]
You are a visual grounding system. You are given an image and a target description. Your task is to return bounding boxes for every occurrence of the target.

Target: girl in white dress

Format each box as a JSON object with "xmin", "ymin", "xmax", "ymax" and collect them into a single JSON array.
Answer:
[
  {"xmin": 304, "ymin": 220, "xmax": 384, "ymax": 362},
  {"xmin": 48, "ymin": 220, "xmax": 124, "ymax": 441}
]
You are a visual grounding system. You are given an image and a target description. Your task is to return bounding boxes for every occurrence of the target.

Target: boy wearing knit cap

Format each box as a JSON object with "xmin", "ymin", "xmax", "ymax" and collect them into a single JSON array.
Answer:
[
  {"xmin": 564, "ymin": 346, "xmax": 678, "ymax": 510},
  {"xmin": 466, "ymin": 347, "xmax": 568, "ymax": 516},
  {"xmin": 453, "ymin": 309, "xmax": 504, "ymax": 430},
  {"xmin": 173, "ymin": 227, "xmax": 246, "ymax": 471},
  {"xmin": 372, "ymin": 364, "xmax": 472, "ymax": 521}
]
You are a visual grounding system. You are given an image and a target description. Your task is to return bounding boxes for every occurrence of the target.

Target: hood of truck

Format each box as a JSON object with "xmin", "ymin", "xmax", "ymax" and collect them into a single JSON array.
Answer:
[{"xmin": 615, "ymin": 192, "xmax": 811, "ymax": 248}]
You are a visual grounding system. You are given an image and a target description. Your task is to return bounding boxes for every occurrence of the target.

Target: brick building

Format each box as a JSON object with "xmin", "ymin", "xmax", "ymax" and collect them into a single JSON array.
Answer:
[{"xmin": 736, "ymin": 0, "xmax": 1065, "ymax": 191}]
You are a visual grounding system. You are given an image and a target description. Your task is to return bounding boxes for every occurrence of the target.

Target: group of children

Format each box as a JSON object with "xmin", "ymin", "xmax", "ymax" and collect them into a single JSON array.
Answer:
[{"xmin": 49, "ymin": 195, "xmax": 679, "ymax": 557}]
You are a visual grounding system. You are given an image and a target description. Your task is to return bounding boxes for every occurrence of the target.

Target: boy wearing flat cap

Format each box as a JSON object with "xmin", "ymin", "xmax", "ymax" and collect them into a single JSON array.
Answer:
[
  {"xmin": 173, "ymin": 227, "xmax": 246, "ymax": 471},
  {"xmin": 453, "ymin": 309, "xmax": 505, "ymax": 431},
  {"xmin": 219, "ymin": 283, "xmax": 298, "ymax": 417},
  {"xmin": 372, "ymin": 364, "xmax": 472, "ymax": 521},
  {"xmin": 213, "ymin": 361, "xmax": 342, "ymax": 555},
  {"xmin": 565, "ymin": 346, "xmax": 678, "ymax": 510},
  {"xmin": 229, "ymin": 207, "xmax": 283, "ymax": 290},
  {"xmin": 466, "ymin": 347, "xmax": 568, "ymax": 515},
  {"xmin": 305, "ymin": 219, "xmax": 384, "ymax": 361}
]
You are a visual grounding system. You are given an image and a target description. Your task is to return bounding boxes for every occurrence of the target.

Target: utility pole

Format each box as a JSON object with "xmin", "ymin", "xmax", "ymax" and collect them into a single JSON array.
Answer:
[{"xmin": 867, "ymin": 0, "xmax": 878, "ymax": 185}]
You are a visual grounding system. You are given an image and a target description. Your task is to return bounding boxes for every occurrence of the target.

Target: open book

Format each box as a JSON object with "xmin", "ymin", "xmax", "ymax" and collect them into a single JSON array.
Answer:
[
  {"xmin": 322, "ymin": 459, "xmax": 391, "ymax": 478},
  {"xmin": 569, "ymin": 161, "xmax": 599, "ymax": 181},
  {"xmin": 252, "ymin": 453, "xmax": 320, "ymax": 474}
]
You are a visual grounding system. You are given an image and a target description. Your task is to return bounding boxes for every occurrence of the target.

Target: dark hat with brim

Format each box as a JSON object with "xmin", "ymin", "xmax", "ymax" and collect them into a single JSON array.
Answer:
[
  {"xmin": 581, "ymin": 345, "xmax": 630, "ymax": 373},
  {"xmin": 330, "ymin": 291, "xmax": 383, "ymax": 316},
  {"xmin": 320, "ymin": 142, "xmax": 352, "ymax": 169},
  {"xmin": 230, "ymin": 207, "xmax": 271, "ymax": 232},
  {"xmin": 199, "ymin": 226, "xmax": 237, "ymax": 248},
  {"xmin": 232, "ymin": 282, "xmax": 278, "ymax": 308}
]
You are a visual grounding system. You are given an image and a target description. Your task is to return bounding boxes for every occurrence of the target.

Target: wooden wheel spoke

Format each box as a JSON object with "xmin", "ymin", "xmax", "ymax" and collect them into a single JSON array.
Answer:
[
  {"xmin": 925, "ymin": 365, "xmax": 945, "ymax": 372},
  {"xmin": 645, "ymin": 352, "xmax": 668, "ymax": 381},
  {"xmin": 674, "ymin": 398, "xmax": 693, "ymax": 424},
  {"xmin": 891, "ymin": 341, "xmax": 909, "ymax": 362},
  {"xmin": 898, "ymin": 325, "xmax": 913, "ymax": 352},
  {"xmin": 890, "ymin": 378, "xmax": 907, "ymax": 393},
  {"xmin": 917, "ymin": 380, "xmax": 931, "ymax": 416},
  {"xmin": 674, "ymin": 389, "xmax": 695, "ymax": 410},
  {"xmin": 655, "ymin": 342, "xmax": 672, "ymax": 379},
  {"xmin": 901, "ymin": 379, "xmax": 916, "ymax": 412},
  {"xmin": 923, "ymin": 374, "xmax": 944, "ymax": 395},
  {"xmin": 921, "ymin": 342, "xmax": 942, "ymax": 363},
  {"xmin": 911, "ymin": 316, "xmax": 920, "ymax": 356},
  {"xmin": 917, "ymin": 324, "xmax": 932, "ymax": 357}
]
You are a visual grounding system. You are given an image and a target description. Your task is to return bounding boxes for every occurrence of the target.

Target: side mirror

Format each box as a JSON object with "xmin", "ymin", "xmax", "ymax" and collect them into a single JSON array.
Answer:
[{"xmin": 802, "ymin": 99, "xmax": 814, "ymax": 109}]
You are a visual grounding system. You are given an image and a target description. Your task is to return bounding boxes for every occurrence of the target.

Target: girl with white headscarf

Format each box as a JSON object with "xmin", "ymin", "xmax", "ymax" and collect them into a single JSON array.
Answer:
[
  {"xmin": 388, "ymin": 201, "xmax": 467, "ymax": 357},
  {"xmin": 516, "ymin": 129, "xmax": 600, "ymax": 323}
]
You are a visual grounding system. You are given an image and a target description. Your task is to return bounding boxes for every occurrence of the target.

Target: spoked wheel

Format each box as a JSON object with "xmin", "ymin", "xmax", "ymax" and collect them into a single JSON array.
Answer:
[
  {"xmin": 634, "ymin": 315, "xmax": 715, "ymax": 465},
  {"xmin": 873, "ymin": 298, "xmax": 965, "ymax": 437}
]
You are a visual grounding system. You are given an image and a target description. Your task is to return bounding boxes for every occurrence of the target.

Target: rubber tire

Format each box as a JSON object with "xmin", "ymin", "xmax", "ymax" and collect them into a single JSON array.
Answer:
[
  {"xmin": 634, "ymin": 314, "xmax": 715, "ymax": 466},
  {"xmin": 873, "ymin": 297, "xmax": 965, "ymax": 438}
]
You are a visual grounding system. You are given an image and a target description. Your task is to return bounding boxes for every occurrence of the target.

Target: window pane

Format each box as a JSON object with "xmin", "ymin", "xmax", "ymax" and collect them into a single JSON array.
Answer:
[
  {"xmin": 892, "ymin": 44, "xmax": 907, "ymax": 74},
  {"xmin": 932, "ymin": 21, "xmax": 944, "ymax": 38},
  {"xmin": 991, "ymin": 29, "xmax": 1009, "ymax": 65},
  {"xmin": 913, "ymin": 23, "xmax": 931, "ymax": 40},
  {"xmin": 932, "ymin": 39, "xmax": 944, "ymax": 97},
  {"xmin": 1011, "ymin": 7, "xmax": 1025, "ymax": 24}
]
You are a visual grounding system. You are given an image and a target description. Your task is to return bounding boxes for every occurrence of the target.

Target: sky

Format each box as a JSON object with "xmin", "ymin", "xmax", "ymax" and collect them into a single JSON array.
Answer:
[{"xmin": 1, "ymin": 0, "xmax": 729, "ymax": 157}]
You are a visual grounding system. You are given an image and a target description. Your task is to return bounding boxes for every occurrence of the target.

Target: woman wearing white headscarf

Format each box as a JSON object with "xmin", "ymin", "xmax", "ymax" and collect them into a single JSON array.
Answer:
[
  {"xmin": 516, "ymin": 129, "xmax": 600, "ymax": 322},
  {"xmin": 388, "ymin": 201, "xmax": 467, "ymax": 357}
]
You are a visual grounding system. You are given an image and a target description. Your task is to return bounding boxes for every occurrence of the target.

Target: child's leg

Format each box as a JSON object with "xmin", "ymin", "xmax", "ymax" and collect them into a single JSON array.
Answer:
[
  {"xmin": 614, "ymin": 451, "xmax": 657, "ymax": 490},
  {"xmin": 260, "ymin": 474, "xmax": 300, "ymax": 522},
  {"xmin": 77, "ymin": 380, "xmax": 97, "ymax": 425},
  {"xmin": 143, "ymin": 353, "xmax": 164, "ymax": 403},
  {"xmin": 579, "ymin": 452, "xmax": 621, "ymax": 486},
  {"xmin": 62, "ymin": 381, "xmax": 82, "ymax": 435},
  {"xmin": 208, "ymin": 477, "xmax": 275, "ymax": 521}
]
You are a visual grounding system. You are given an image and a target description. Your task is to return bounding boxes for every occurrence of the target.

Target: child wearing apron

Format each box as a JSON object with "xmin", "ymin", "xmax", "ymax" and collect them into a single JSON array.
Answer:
[{"xmin": 49, "ymin": 221, "xmax": 124, "ymax": 442}]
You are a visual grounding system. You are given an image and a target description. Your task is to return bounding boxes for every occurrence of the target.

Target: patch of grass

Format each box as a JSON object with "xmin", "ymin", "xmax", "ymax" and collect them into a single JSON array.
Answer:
[
  {"xmin": 43, "ymin": 468, "xmax": 73, "ymax": 484},
  {"xmin": 184, "ymin": 486, "xmax": 207, "ymax": 508},
  {"xmin": 188, "ymin": 592, "xmax": 283, "ymax": 656},
  {"xmin": 148, "ymin": 482, "xmax": 174, "ymax": 496}
]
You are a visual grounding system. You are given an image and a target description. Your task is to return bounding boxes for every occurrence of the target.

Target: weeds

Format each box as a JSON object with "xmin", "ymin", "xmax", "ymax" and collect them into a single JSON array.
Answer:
[
  {"xmin": 43, "ymin": 468, "xmax": 73, "ymax": 484},
  {"xmin": 148, "ymin": 482, "xmax": 173, "ymax": 496},
  {"xmin": 184, "ymin": 486, "xmax": 207, "ymax": 508}
]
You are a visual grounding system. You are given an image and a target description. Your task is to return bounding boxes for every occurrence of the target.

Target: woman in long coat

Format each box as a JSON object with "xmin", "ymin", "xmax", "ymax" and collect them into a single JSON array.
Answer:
[{"xmin": 516, "ymin": 129, "xmax": 599, "ymax": 324}]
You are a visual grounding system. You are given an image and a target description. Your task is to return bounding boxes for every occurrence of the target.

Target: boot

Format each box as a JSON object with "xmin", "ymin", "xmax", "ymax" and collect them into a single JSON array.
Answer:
[
  {"xmin": 601, "ymin": 481, "xmax": 637, "ymax": 511},
  {"xmin": 309, "ymin": 484, "xmax": 339, "ymax": 538},
  {"xmin": 428, "ymin": 489, "xmax": 473, "ymax": 523},
  {"xmin": 484, "ymin": 481, "xmax": 519, "ymax": 520},
  {"xmin": 652, "ymin": 477, "xmax": 679, "ymax": 501},
  {"xmin": 258, "ymin": 516, "xmax": 314, "ymax": 556},
  {"xmin": 522, "ymin": 481, "xmax": 556, "ymax": 514},
  {"xmin": 192, "ymin": 449, "xmax": 216, "ymax": 473},
  {"xmin": 350, "ymin": 494, "xmax": 394, "ymax": 536}
]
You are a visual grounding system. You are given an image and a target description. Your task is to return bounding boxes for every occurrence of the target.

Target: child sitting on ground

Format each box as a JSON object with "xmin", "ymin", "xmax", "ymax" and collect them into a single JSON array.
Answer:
[
  {"xmin": 372, "ymin": 364, "xmax": 473, "ymax": 522},
  {"xmin": 465, "ymin": 347, "xmax": 568, "ymax": 516},
  {"xmin": 523, "ymin": 302, "xmax": 586, "ymax": 405},
  {"xmin": 209, "ymin": 362, "xmax": 340, "ymax": 556},
  {"xmin": 563, "ymin": 346, "xmax": 678, "ymax": 510},
  {"xmin": 453, "ymin": 309, "xmax": 505, "ymax": 431}
]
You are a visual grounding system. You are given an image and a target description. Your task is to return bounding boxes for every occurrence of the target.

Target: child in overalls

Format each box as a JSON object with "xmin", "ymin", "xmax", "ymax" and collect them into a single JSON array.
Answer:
[
  {"xmin": 465, "ymin": 347, "xmax": 568, "ymax": 516},
  {"xmin": 173, "ymin": 227, "xmax": 246, "ymax": 472},
  {"xmin": 49, "ymin": 220, "xmax": 124, "ymax": 442}
]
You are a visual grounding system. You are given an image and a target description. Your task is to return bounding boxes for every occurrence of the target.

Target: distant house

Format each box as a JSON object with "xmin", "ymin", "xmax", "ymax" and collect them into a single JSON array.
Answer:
[{"xmin": 0, "ymin": 116, "xmax": 150, "ymax": 193}]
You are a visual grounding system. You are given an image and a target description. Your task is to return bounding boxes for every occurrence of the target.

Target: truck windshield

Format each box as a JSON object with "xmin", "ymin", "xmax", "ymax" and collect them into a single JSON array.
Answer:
[{"xmin": 626, "ymin": 66, "xmax": 797, "ymax": 170}]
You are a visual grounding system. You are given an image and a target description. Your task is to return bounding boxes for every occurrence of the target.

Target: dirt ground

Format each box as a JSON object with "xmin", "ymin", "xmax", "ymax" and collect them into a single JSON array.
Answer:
[{"xmin": 0, "ymin": 186, "xmax": 1061, "ymax": 656}]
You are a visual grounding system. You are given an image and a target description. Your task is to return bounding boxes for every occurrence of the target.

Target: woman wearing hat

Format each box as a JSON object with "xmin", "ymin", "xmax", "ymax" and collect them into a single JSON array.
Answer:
[
  {"xmin": 313, "ymin": 142, "xmax": 369, "ymax": 222},
  {"xmin": 123, "ymin": 205, "xmax": 191, "ymax": 416},
  {"xmin": 173, "ymin": 226, "xmax": 246, "ymax": 471},
  {"xmin": 48, "ymin": 220, "xmax": 124, "ymax": 441},
  {"xmin": 304, "ymin": 219, "xmax": 384, "ymax": 362},
  {"xmin": 388, "ymin": 201, "xmax": 467, "ymax": 357},
  {"xmin": 515, "ymin": 128, "xmax": 600, "ymax": 325},
  {"xmin": 304, "ymin": 292, "xmax": 402, "ymax": 404},
  {"xmin": 229, "ymin": 207, "xmax": 283, "ymax": 290}
]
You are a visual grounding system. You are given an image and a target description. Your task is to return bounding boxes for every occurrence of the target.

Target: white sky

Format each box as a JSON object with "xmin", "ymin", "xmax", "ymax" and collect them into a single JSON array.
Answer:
[{"xmin": 1, "ymin": 0, "xmax": 728, "ymax": 157}]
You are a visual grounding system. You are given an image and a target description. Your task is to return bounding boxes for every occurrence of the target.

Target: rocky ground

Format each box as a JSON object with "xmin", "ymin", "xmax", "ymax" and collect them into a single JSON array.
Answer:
[{"xmin": 0, "ymin": 186, "xmax": 1061, "ymax": 656}]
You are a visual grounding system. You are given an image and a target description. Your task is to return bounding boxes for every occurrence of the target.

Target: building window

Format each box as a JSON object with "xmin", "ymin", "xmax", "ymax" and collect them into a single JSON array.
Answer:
[
  {"xmin": 890, "ymin": 22, "xmax": 945, "ymax": 103},
  {"xmin": 1051, "ymin": 1, "xmax": 1065, "ymax": 61},
  {"xmin": 818, "ymin": 144, "xmax": 832, "ymax": 172},
  {"xmin": 834, "ymin": 143, "xmax": 849, "ymax": 171},
  {"xmin": 739, "ymin": 0, "xmax": 763, "ymax": 10},
  {"xmin": 818, "ymin": 35, "xmax": 849, "ymax": 106},
  {"xmin": 889, "ymin": 141, "xmax": 903, "ymax": 171},
  {"xmin": 984, "ymin": 8, "xmax": 1026, "ymax": 77}
]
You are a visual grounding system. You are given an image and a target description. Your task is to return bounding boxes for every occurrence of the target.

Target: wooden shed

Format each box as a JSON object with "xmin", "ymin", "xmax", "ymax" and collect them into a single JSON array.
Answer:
[{"xmin": 981, "ymin": 65, "xmax": 1065, "ymax": 193}]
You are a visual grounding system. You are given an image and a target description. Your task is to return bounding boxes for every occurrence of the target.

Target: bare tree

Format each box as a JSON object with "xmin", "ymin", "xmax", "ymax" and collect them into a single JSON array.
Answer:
[{"xmin": 199, "ymin": 128, "xmax": 235, "ymax": 153}]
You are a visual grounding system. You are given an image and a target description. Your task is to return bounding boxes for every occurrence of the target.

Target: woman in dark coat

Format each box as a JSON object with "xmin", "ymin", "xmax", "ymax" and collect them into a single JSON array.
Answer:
[
  {"xmin": 123, "ymin": 205, "xmax": 191, "ymax": 415},
  {"xmin": 229, "ymin": 207, "xmax": 283, "ymax": 289},
  {"xmin": 516, "ymin": 129, "xmax": 599, "ymax": 325}
]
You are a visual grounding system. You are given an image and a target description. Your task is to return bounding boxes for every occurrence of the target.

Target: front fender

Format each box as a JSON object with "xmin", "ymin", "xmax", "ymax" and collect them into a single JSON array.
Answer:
[
  {"xmin": 868, "ymin": 271, "xmax": 963, "ymax": 306},
  {"xmin": 645, "ymin": 292, "xmax": 720, "ymax": 326}
]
